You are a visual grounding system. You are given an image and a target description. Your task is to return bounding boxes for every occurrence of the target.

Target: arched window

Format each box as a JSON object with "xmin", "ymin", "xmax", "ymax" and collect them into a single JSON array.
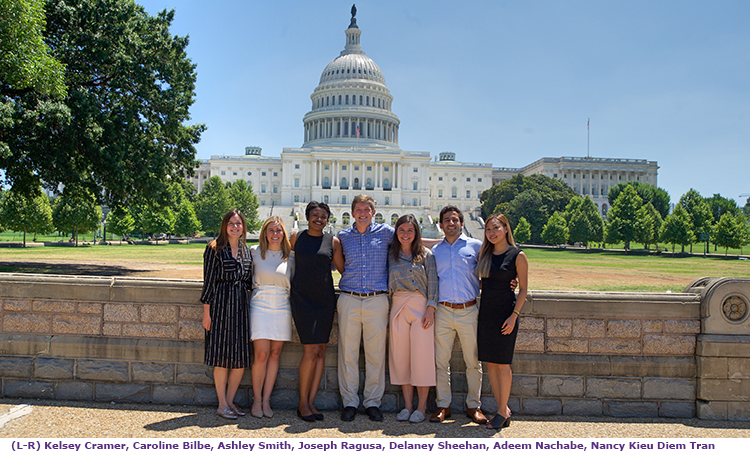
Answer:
[
  {"xmin": 385, "ymin": 196, "xmax": 390, "ymax": 206},
  {"xmin": 342, "ymin": 212, "xmax": 351, "ymax": 225},
  {"xmin": 294, "ymin": 195, "xmax": 299, "ymax": 202},
  {"xmin": 345, "ymin": 95, "xmax": 349, "ymax": 104},
  {"xmin": 366, "ymin": 96, "xmax": 370, "ymax": 106},
  {"xmin": 359, "ymin": 95, "xmax": 363, "ymax": 105},
  {"xmin": 341, "ymin": 177, "xmax": 347, "ymax": 189},
  {"xmin": 452, "ymin": 186, "xmax": 457, "ymax": 198},
  {"xmin": 323, "ymin": 177, "xmax": 330, "ymax": 189},
  {"xmin": 366, "ymin": 178, "xmax": 373, "ymax": 190},
  {"xmin": 391, "ymin": 213, "xmax": 399, "ymax": 225},
  {"xmin": 326, "ymin": 96, "xmax": 329, "ymax": 106},
  {"xmin": 383, "ymin": 178, "xmax": 390, "ymax": 190},
  {"xmin": 353, "ymin": 177, "xmax": 360, "ymax": 190},
  {"xmin": 338, "ymin": 95, "xmax": 342, "ymax": 104},
  {"xmin": 374, "ymin": 213, "xmax": 384, "ymax": 223}
]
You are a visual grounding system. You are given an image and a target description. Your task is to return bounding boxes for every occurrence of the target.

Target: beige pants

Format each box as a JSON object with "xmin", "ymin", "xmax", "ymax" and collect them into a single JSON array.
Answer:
[
  {"xmin": 434, "ymin": 303, "xmax": 482, "ymax": 409},
  {"xmin": 388, "ymin": 292, "xmax": 436, "ymax": 386},
  {"xmin": 337, "ymin": 293, "xmax": 389, "ymax": 408}
]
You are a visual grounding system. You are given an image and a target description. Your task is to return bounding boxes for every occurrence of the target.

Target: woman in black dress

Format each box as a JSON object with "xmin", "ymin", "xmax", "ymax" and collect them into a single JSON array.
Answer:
[
  {"xmin": 289, "ymin": 201, "xmax": 344, "ymax": 421},
  {"xmin": 201, "ymin": 210, "xmax": 253, "ymax": 419},
  {"xmin": 475, "ymin": 213, "xmax": 528, "ymax": 430}
]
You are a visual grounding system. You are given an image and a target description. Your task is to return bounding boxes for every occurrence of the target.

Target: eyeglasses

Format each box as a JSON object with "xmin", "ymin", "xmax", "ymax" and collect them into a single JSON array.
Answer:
[{"xmin": 228, "ymin": 223, "xmax": 243, "ymax": 228}]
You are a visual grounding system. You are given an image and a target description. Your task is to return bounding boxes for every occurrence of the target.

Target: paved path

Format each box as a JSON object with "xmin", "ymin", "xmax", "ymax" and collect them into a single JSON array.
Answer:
[{"xmin": 1, "ymin": 400, "xmax": 749, "ymax": 439}]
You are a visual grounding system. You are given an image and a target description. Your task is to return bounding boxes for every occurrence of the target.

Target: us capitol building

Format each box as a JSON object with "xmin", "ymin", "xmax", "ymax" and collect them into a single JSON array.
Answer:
[{"xmin": 189, "ymin": 7, "xmax": 658, "ymax": 227}]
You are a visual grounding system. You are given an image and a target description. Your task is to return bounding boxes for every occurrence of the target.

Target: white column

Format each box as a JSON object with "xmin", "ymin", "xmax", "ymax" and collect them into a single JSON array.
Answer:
[{"xmin": 347, "ymin": 160, "xmax": 354, "ymax": 189}]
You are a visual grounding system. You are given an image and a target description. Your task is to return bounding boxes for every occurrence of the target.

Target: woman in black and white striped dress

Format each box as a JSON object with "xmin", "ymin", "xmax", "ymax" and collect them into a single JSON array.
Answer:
[{"xmin": 201, "ymin": 210, "xmax": 253, "ymax": 419}]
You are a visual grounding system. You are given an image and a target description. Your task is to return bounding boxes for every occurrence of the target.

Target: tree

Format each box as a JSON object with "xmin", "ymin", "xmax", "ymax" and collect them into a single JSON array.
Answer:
[
  {"xmin": 634, "ymin": 202, "xmax": 662, "ymax": 250},
  {"xmin": 607, "ymin": 182, "xmax": 670, "ymax": 219},
  {"xmin": 228, "ymin": 179, "xmax": 261, "ymax": 232},
  {"xmin": 0, "ymin": 0, "xmax": 66, "ymax": 96},
  {"xmin": 606, "ymin": 185, "xmax": 643, "ymax": 250},
  {"xmin": 564, "ymin": 196, "xmax": 604, "ymax": 247},
  {"xmin": 705, "ymin": 194, "xmax": 742, "ymax": 251},
  {"xmin": 480, "ymin": 174, "xmax": 577, "ymax": 242},
  {"xmin": 706, "ymin": 194, "xmax": 741, "ymax": 223},
  {"xmin": 678, "ymin": 189, "xmax": 713, "ymax": 253},
  {"xmin": 174, "ymin": 201, "xmax": 201, "ymax": 237},
  {"xmin": 743, "ymin": 197, "xmax": 750, "ymax": 219},
  {"xmin": 1, "ymin": 0, "xmax": 205, "ymax": 205},
  {"xmin": 52, "ymin": 189, "xmax": 102, "ymax": 246},
  {"xmin": 194, "ymin": 176, "xmax": 231, "ymax": 235},
  {"xmin": 105, "ymin": 206, "xmax": 135, "ymax": 244},
  {"xmin": 541, "ymin": 212, "xmax": 569, "ymax": 246},
  {"xmin": 514, "ymin": 217, "xmax": 531, "ymax": 244},
  {"xmin": 0, "ymin": 187, "xmax": 54, "ymax": 246},
  {"xmin": 142, "ymin": 206, "xmax": 175, "ymax": 243},
  {"xmin": 659, "ymin": 204, "xmax": 695, "ymax": 254},
  {"xmin": 713, "ymin": 213, "xmax": 746, "ymax": 256}
]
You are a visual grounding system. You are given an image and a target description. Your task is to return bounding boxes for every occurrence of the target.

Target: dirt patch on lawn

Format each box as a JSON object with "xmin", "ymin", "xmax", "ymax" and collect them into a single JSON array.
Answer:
[
  {"xmin": 0, "ymin": 259, "xmax": 202, "ymax": 280},
  {"xmin": 531, "ymin": 267, "xmax": 688, "ymax": 291}
]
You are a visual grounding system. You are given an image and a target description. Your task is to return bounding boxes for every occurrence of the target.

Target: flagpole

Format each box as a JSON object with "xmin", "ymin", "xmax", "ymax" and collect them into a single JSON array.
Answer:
[{"xmin": 587, "ymin": 118, "xmax": 590, "ymax": 158}]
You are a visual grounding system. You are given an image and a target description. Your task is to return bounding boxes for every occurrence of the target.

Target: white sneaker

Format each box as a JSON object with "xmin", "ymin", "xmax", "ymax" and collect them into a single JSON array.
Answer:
[
  {"xmin": 409, "ymin": 410, "xmax": 425, "ymax": 423},
  {"xmin": 396, "ymin": 408, "xmax": 412, "ymax": 421}
]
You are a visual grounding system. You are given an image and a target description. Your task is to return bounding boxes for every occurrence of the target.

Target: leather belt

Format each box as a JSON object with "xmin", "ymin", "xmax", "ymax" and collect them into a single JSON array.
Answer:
[
  {"xmin": 344, "ymin": 290, "xmax": 388, "ymax": 298},
  {"xmin": 439, "ymin": 300, "xmax": 476, "ymax": 309}
]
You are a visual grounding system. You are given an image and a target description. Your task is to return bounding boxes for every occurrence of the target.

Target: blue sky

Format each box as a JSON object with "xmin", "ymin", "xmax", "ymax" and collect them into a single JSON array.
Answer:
[{"xmin": 138, "ymin": 0, "xmax": 750, "ymax": 207}]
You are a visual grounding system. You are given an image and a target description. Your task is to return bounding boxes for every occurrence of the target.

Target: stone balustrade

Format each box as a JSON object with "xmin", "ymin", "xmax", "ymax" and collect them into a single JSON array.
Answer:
[{"xmin": 0, "ymin": 273, "xmax": 747, "ymax": 420}]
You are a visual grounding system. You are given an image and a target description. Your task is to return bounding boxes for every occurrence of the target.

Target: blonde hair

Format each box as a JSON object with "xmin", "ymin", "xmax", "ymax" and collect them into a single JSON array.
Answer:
[
  {"xmin": 476, "ymin": 213, "xmax": 516, "ymax": 278},
  {"xmin": 258, "ymin": 216, "xmax": 291, "ymax": 260}
]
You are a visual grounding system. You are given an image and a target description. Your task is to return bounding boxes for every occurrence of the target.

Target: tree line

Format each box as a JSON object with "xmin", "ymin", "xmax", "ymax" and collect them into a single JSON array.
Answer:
[
  {"xmin": 481, "ymin": 175, "xmax": 750, "ymax": 255},
  {"xmin": 0, "ymin": 176, "xmax": 261, "ymax": 246}
]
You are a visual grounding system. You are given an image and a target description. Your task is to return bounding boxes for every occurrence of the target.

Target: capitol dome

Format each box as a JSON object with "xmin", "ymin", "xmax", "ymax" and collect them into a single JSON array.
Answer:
[{"xmin": 302, "ymin": 9, "xmax": 400, "ymax": 149}]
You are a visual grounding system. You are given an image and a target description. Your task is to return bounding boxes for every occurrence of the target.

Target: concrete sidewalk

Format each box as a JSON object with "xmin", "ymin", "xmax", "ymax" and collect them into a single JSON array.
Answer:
[{"xmin": 1, "ymin": 399, "xmax": 749, "ymax": 439}]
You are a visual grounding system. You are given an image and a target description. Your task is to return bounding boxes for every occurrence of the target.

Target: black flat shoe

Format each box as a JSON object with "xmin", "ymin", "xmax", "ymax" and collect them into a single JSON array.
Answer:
[
  {"xmin": 486, "ymin": 413, "xmax": 508, "ymax": 430},
  {"xmin": 314, "ymin": 413, "xmax": 324, "ymax": 421},
  {"xmin": 297, "ymin": 409, "xmax": 316, "ymax": 422}
]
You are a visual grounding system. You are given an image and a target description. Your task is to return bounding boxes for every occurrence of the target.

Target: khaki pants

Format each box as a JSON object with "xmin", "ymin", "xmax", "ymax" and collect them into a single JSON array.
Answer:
[
  {"xmin": 434, "ymin": 303, "xmax": 482, "ymax": 409},
  {"xmin": 337, "ymin": 293, "xmax": 389, "ymax": 408}
]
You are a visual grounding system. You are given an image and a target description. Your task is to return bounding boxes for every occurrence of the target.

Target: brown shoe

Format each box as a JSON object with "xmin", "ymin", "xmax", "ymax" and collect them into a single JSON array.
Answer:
[
  {"xmin": 429, "ymin": 407, "xmax": 452, "ymax": 423},
  {"xmin": 466, "ymin": 407, "xmax": 488, "ymax": 424}
]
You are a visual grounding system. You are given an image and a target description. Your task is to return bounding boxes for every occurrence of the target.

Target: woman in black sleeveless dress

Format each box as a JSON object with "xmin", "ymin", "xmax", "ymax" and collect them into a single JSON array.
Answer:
[
  {"xmin": 201, "ymin": 209, "xmax": 253, "ymax": 419},
  {"xmin": 290, "ymin": 201, "xmax": 344, "ymax": 421},
  {"xmin": 476, "ymin": 213, "xmax": 528, "ymax": 430}
]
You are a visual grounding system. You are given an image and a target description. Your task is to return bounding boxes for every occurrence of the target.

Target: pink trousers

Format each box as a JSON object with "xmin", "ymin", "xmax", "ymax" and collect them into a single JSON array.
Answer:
[{"xmin": 388, "ymin": 291, "xmax": 436, "ymax": 386}]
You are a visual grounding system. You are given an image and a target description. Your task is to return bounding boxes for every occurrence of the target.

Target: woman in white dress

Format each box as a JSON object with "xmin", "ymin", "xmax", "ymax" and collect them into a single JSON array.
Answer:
[{"xmin": 250, "ymin": 216, "xmax": 294, "ymax": 418}]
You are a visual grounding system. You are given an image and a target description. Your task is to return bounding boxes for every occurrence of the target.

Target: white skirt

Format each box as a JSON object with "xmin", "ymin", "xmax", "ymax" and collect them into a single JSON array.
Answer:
[{"xmin": 250, "ymin": 285, "xmax": 292, "ymax": 341}]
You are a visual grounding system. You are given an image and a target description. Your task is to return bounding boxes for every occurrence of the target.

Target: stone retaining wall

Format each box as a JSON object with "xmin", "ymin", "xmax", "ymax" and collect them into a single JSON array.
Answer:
[{"xmin": 1, "ymin": 273, "xmax": 748, "ymax": 420}]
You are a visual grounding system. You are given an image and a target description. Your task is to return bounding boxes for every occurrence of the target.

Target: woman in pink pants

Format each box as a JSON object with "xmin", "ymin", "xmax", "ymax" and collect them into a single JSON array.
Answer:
[{"xmin": 387, "ymin": 215, "xmax": 439, "ymax": 423}]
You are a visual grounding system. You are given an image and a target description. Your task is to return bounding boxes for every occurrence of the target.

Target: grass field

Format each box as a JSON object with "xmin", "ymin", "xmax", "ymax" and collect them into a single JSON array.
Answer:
[{"xmin": 1, "ymin": 241, "xmax": 748, "ymax": 292}]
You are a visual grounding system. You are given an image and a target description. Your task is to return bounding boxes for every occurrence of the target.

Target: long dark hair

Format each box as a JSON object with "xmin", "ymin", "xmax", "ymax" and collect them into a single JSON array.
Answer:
[
  {"xmin": 209, "ymin": 209, "xmax": 247, "ymax": 252},
  {"xmin": 389, "ymin": 214, "xmax": 426, "ymax": 263},
  {"xmin": 476, "ymin": 213, "xmax": 516, "ymax": 278}
]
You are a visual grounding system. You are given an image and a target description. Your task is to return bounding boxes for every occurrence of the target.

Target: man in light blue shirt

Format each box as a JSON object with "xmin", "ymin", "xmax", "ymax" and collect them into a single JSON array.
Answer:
[
  {"xmin": 336, "ymin": 194, "xmax": 394, "ymax": 422},
  {"xmin": 430, "ymin": 205, "xmax": 487, "ymax": 425}
]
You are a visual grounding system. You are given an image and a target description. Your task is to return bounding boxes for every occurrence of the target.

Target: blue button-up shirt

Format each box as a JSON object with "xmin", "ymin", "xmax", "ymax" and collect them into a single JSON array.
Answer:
[
  {"xmin": 338, "ymin": 222, "xmax": 394, "ymax": 293},
  {"xmin": 431, "ymin": 233, "xmax": 481, "ymax": 303}
]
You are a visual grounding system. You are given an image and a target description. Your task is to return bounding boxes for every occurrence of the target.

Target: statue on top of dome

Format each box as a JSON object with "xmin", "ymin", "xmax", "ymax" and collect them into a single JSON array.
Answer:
[{"xmin": 349, "ymin": 4, "xmax": 358, "ymax": 29}]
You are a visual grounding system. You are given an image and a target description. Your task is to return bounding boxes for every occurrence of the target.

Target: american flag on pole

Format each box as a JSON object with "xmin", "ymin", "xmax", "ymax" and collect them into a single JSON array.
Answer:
[
  {"xmin": 587, "ymin": 118, "xmax": 589, "ymax": 129},
  {"xmin": 356, "ymin": 126, "xmax": 360, "ymax": 137}
]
